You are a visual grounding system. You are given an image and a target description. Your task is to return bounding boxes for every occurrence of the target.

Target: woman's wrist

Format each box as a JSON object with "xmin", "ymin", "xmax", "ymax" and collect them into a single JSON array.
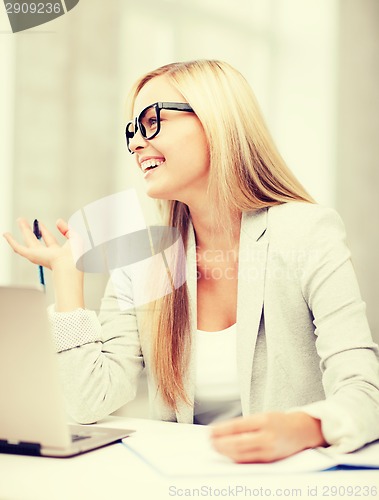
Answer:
[
  {"xmin": 292, "ymin": 411, "xmax": 328, "ymax": 450},
  {"xmin": 52, "ymin": 261, "xmax": 85, "ymax": 312}
]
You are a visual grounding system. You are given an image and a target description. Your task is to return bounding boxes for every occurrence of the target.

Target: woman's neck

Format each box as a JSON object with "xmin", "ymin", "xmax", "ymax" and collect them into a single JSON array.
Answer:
[{"xmin": 189, "ymin": 206, "xmax": 242, "ymax": 252}]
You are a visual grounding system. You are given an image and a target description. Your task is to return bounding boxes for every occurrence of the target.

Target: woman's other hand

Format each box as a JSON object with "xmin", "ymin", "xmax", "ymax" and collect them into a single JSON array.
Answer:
[
  {"xmin": 3, "ymin": 218, "xmax": 74, "ymax": 271},
  {"xmin": 210, "ymin": 411, "xmax": 327, "ymax": 463},
  {"xmin": 3, "ymin": 218, "xmax": 84, "ymax": 310}
]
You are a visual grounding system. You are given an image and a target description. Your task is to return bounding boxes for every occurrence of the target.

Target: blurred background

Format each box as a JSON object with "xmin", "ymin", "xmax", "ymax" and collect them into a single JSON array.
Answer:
[{"xmin": 0, "ymin": 0, "xmax": 378, "ymax": 415}]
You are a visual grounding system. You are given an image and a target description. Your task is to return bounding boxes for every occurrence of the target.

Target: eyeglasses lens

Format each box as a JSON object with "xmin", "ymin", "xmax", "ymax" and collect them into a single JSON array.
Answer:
[
  {"xmin": 126, "ymin": 104, "xmax": 160, "ymax": 152},
  {"xmin": 139, "ymin": 105, "xmax": 158, "ymax": 140}
]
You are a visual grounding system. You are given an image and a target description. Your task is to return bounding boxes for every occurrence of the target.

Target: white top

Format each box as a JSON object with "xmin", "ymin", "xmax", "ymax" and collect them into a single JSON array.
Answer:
[{"xmin": 194, "ymin": 324, "xmax": 242, "ymax": 425}]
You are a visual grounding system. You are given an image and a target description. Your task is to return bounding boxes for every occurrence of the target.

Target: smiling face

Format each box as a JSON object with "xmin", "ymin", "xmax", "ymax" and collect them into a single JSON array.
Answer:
[{"xmin": 129, "ymin": 76, "xmax": 210, "ymax": 206}]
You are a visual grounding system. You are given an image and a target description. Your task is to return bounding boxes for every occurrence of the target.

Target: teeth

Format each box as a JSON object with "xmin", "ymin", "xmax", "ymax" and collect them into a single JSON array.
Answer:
[{"xmin": 141, "ymin": 159, "xmax": 165, "ymax": 172}]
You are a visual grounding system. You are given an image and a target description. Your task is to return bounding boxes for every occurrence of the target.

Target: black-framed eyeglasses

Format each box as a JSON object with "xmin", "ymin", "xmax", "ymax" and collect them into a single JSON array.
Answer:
[{"xmin": 125, "ymin": 101, "xmax": 194, "ymax": 154}]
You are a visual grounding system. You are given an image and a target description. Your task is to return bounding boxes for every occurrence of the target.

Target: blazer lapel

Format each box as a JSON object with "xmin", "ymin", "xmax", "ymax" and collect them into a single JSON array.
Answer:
[{"xmin": 236, "ymin": 209, "xmax": 269, "ymax": 415}]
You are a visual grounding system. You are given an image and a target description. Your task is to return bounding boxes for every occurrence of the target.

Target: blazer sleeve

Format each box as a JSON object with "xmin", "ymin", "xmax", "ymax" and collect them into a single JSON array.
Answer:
[
  {"xmin": 49, "ymin": 267, "xmax": 144, "ymax": 424},
  {"xmin": 293, "ymin": 206, "xmax": 379, "ymax": 452}
]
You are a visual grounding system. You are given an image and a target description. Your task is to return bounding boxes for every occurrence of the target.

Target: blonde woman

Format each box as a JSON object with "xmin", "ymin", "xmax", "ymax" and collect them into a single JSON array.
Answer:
[{"xmin": 4, "ymin": 60, "xmax": 379, "ymax": 463}]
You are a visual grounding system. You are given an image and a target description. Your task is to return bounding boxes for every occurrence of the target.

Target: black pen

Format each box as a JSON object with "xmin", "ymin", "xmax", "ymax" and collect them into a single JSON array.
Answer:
[{"xmin": 33, "ymin": 219, "xmax": 45, "ymax": 289}]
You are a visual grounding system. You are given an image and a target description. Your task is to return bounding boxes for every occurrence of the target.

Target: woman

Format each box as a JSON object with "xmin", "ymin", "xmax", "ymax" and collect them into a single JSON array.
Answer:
[{"xmin": 4, "ymin": 60, "xmax": 379, "ymax": 464}]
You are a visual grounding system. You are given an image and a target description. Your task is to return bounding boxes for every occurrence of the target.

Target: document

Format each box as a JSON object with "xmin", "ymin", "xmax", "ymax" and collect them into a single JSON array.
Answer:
[{"xmin": 121, "ymin": 423, "xmax": 379, "ymax": 477}]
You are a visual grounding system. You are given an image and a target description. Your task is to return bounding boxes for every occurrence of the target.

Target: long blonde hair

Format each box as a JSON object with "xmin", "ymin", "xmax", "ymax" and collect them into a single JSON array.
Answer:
[{"xmin": 127, "ymin": 60, "xmax": 314, "ymax": 411}]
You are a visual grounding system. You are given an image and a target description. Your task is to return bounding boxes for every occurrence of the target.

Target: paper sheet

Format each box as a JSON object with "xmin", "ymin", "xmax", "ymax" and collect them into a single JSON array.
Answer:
[
  {"xmin": 121, "ymin": 424, "xmax": 337, "ymax": 477},
  {"xmin": 317, "ymin": 440, "xmax": 379, "ymax": 469}
]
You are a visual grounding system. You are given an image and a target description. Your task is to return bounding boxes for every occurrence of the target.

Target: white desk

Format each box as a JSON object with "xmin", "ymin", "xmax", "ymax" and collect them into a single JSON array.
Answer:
[{"xmin": 1, "ymin": 417, "xmax": 378, "ymax": 500}]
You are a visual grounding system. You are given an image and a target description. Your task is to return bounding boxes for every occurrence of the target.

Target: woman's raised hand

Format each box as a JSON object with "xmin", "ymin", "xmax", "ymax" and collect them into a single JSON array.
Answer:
[
  {"xmin": 4, "ymin": 218, "xmax": 84, "ymax": 310},
  {"xmin": 3, "ymin": 218, "xmax": 75, "ymax": 271}
]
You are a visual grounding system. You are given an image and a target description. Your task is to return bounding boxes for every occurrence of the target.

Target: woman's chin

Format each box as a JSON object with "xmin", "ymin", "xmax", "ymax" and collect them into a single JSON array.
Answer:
[{"xmin": 145, "ymin": 187, "xmax": 172, "ymax": 200}]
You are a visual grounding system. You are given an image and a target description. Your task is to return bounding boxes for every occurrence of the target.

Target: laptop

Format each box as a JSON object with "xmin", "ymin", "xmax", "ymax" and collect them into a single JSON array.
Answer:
[{"xmin": 0, "ymin": 286, "xmax": 134, "ymax": 458}]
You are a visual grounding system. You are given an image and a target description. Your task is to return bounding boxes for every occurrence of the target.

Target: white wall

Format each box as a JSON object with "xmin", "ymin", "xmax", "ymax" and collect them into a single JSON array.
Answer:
[
  {"xmin": 117, "ymin": 0, "xmax": 338, "ymax": 208},
  {"xmin": 336, "ymin": 0, "xmax": 379, "ymax": 341},
  {"xmin": 0, "ymin": 21, "xmax": 15, "ymax": 284},
  {"xmin": 268, "ymin": 0, "xmax": 338, "ymax": 206}
]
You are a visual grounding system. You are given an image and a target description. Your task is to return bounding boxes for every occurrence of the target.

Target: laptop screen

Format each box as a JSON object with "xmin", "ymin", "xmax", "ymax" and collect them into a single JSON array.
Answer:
[{"xmin": 0, "ymin": 286, "xmax": 70, "ymax": 449}]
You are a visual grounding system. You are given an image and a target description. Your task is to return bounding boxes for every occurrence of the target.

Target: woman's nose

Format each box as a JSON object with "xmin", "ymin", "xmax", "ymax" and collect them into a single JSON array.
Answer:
[{"xmin": 129, "ymin": 129, "xmax": 149, "ymax": 153}]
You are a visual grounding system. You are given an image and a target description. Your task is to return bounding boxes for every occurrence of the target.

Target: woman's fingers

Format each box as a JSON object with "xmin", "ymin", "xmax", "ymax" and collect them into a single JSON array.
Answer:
[
  {"xmin": 211, "ymin": 428, "xmax": 281, "ymax": 463},
  {"xmin": 16, "ymin": 218, "xmax": 40, "ymax": 247},
  {"xmin": 38, "ymin": 220, "xmax": 59, "ymax": 246},
  {"xmin": 3, "ymin": 231, "xmax": 44, "ymax": 265},
  {"xmin": 3, "ymin": 231, "xmax": 28, "ymax": 257},
  {"xmin": 211, "ymin": 431, "xmax": 262, "ymax": 454},
  {"xmin": 56, "ymin": 218, "xmax": 70, "ymax": 238},
  {"xmin": 211, "ymin": 414, "xmax": 266, "ymax": 437},
  {"xmin": 15, "ymin": 218, "xmax": 59, "ymax": 249},
  {"xmin": 3, "ymin": 218, "xmax": 68, "ymax": 269}
]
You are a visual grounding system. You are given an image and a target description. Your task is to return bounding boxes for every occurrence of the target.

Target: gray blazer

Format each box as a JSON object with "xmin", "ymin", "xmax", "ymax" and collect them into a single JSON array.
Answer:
[{"xmin": 54, "ymin": 202, "xmax": 379, "ymax": 452}]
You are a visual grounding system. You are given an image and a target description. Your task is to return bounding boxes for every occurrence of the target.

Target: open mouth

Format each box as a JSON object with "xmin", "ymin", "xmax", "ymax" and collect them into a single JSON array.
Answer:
[{"xmin": 141, "ymin": 159, "xmax": 165, "ymax": 173}]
